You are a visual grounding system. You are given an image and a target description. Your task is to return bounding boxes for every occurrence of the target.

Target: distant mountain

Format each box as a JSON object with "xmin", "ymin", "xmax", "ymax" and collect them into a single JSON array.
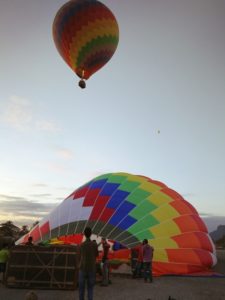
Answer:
[{"xmin": 210, "ymin": 225, "xmax": 225, "ymax": 241}]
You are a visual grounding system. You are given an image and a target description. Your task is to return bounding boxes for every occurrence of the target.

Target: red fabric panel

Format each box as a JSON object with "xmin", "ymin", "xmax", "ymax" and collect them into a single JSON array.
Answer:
[
  {"xmin": 59, "ymin": 234, "xmax": 83, "ymax": 244},
  {"xmin": 30, "ymin": 226, "xmax": 41, "ymax": 242},
  {"xmin": 40, "ymin": 221, "xmax": 50, "ymax": 237},
  {"xmin": 83, "ymin": 188, "xmax": 100, "ymax": 206},
  {"xmin": 22, "ymin": 234, "xmax": 29, "ymax": 244},
  {"xmin": 89, "ymin": 195, "xmax": 110, "ymax": 220},
  {"xmin": 99, "ymin": 208, "xmax": 115, "ymax": 222},
  {"xmin": 73, "ymin": 185, "xmax": 89, "ymax": 199}
]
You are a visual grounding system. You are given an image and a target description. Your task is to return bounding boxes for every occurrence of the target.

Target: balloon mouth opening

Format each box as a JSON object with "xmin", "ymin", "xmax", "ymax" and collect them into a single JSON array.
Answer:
[{"xmin": 78, "ymin": 79, "xmax": 86, "ymax": 89}]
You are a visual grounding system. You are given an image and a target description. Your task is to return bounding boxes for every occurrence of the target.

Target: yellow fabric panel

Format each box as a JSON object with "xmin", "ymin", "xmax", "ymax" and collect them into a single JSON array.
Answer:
[
  {"xmin": 150, "ymin": 220, "xmax": 181, "ymax": 238},
  {"xmin": 150, "ymin": 237, "xmax": 179, "ymax": 249},
  {"xmin": 70, "ymin": 19, "xmax": 118, "ymax": 66},
  {"xmin": 151, "ymin": 204, "xmax": 180, "ymax": 222},
  {"xmin": 138, "ymin": 181, "xmax": 162, "ymax": 193},
  {"xmin": 152, "ymin": 249, "xmax": 168, "ymax": 262},
  {"xmin": 147, "ymin": 191, "xmax": 173, "ymax": 207},
  {"xmin": 116, "ymin": 172, "xmax": 130, "ymax": 177},
  {"xmin": 126, "ymin": 174, "xmax": 147, "ymax": 184}
]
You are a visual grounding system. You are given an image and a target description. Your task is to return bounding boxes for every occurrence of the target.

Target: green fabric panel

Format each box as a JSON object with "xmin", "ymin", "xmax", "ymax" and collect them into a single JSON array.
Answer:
[
  {"xmin": 128, "ymin": 215, "xmax": 159, "ymax": 235},
  {"xmin": 129, "ymin": 201, "xmax": 157, "ymax": 219},
  {"xmin": 135, "ymin": 229, "xmax": 154, "ymax": 240},
  {"xmin": 119, "ymin": 180, "xmax": 140, "ymax": 192},
  {"xmin": 108, "ymin": 174, "xmax": 128, "ymax": 184},
  {"xmin": 127, "ymin": 189, "xmax": 150, "ymax": 205},
  {"xmin": 77, "ymin": 36, "xmax": 119, "ymax": 66},
  {"xmin": 94, "ymin": 173, "xmax": 112, "ymax": 181}
]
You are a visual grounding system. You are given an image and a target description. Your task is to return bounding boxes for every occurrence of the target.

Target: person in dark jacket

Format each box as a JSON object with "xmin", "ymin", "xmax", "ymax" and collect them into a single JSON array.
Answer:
[
  {"xmin": 100, "ymin": 237, "xmax": 110, "ymax": 286},
  {"xmin": 78, "ymin": 227, "xmax": 98, "ymax": 300}
]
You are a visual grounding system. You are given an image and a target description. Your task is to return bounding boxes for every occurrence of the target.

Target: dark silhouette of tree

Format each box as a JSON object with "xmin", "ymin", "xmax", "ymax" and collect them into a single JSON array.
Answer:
[
  {"xmin": 18, "ymin": 225, "xmax": 29, "ymax": 237},
  {"xmin": 0, "ymin": 221, "xmax": 20, "ymax": 238},
  {"xmin": 30, "ymin": 220, "xmax": 39, "ymax": 230}
]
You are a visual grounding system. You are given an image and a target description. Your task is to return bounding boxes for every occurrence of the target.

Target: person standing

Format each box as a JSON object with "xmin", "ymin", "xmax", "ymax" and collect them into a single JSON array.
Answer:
[
  {"xmin": 142, "ymin": 239, "xmax": 154, "ymax": 283},
  {"xmin": 0, "ymin": 244, "xmax": 10, "ymax": 284},
  {"xmin": 133, "ymin": 241, "xmax": 144, "ymax": 278},
  {"xmin": 25, "ymin": 236, "xmax": 34, "ymax": 246},
  {"xmin": 78, "ymin": 227, "xmax": 98, "ymax": 300},
  {"xmin": 100, "ymin": 237, "xmax": 110, "ymax": 286}
]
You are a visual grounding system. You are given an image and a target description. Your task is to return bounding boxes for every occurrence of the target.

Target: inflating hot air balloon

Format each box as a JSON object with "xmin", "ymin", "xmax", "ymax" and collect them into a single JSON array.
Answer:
[
  {"xmin": 52, "ymin": 0, "xmax": 119, "ymax": 89},
  {"xmin": 17, "ymin": 172, "xmax": 217, "ymax": 275}
]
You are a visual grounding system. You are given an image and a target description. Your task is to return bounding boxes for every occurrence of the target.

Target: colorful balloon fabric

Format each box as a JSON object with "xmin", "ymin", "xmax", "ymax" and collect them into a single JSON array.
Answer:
[
  {"xmin": 52, "ymin": 0, "xmax": 119, "ymax": 84},
  {"xmin": 18, "ymin": 172, "xmax": 216, "ymax": 275}
]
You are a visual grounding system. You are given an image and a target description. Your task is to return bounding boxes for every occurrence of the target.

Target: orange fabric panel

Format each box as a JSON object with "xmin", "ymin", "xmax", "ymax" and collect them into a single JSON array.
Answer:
[
  {"xmin": 170, "ymin": 199, "xmax": 197, "ymax": 215},
  {"xmin": 166, "ymin": 249, "xmax": 204, "ymax": 265},
  {"xmin": 153, "ymin": 261, "xmax": 189, "ymax": 275},
  {"xmin": 172, "ymin": 232, "xmax": 213, "ymax": 253},
  {"xmin": 194, "ymin": 232, "xmax": 213, "ymax": 252},
  {"xmin": 194, "ymin": 249, "xmax": 214, "ymax": 267},
  {"xmin": 172, "ymin": 232, "xmax": 202, "ymax": 249},
  {"xmin": 162, "ymin": 188, "xmax": 184, "ymax": 201},
  {"xmin": 174, "ymin": 215, "xmax": 207, "ymax": 233}
]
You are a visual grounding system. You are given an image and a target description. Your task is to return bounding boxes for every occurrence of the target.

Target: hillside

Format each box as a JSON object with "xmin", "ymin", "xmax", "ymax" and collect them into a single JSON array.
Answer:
[{"xmin": 210, "ymin": 225, "xmax": 225, "ymax": 242}]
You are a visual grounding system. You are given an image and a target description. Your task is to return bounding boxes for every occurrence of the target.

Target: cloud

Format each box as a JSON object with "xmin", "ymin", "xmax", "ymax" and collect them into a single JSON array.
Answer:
[
  {"xmin": 47, "ymin": 162, "xmax": 71, "ymax": 173},
  {"xmin": 0, "ymin": 95, "xmax": 61, "ymax": 133},
  {"xmin": 0, "ymin": 194, "xmax": 56, "ymax": 226},
  {"xmin": 1, "ymin": 95, "xmax": 32, "ymax": 130},
  {"xmin": 55, "ymin": 148, "xmax": 74, "ymax": 160},
  {"xmin": 35, "ymin": 120, "xmax": 61, "ymax": 133},
  {"xmin": 31, "ymin": 183, "xmax": 49, "ymax": 188},
  {"xmin": 29, "ymin": 194, "xmax": 52, "ymax": 198}
]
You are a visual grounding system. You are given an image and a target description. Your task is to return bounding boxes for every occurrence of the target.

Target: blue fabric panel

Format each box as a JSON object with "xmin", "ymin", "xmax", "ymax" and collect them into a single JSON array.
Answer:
[
  {"xmin": 109, "ymin": 201, "xmax": 136, "ymax": 226},
  {"xmin": 106, "ymin": 190, "xmax": 129, "ymax": 208},
  {"xmin": 99, "ymin": 183, "xmax": 120, "ymax": 196},
  {"xmin": 91, "ymin": 179, "xmax": 108, "ymax": 190},
  {"xmin": 118, "ymin": 216, "xmax": 137, "ymax": 230}
]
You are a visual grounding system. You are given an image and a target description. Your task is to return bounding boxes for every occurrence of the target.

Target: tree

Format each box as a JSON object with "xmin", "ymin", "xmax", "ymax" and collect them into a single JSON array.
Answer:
[
  {"xmin": 0, "ymin": 221, "xmax": 20, "ymax": 238},
  {"xmin": 18, "ymin": 225, "xmax": 29, "ymax": 238}
]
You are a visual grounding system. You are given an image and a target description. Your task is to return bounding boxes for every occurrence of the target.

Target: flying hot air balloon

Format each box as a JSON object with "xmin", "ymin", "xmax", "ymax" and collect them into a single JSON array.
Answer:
[
  {"xmin": 17, "ymin": 172, "xmax": 217, "ymax": 276},
  {"xmin": 52, "ymin": 0, "xmax": 119, "ymax": 89}
]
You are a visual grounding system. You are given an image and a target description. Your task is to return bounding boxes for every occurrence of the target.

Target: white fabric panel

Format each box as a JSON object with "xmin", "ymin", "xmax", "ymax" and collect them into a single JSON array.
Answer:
[
  {"xmin": 49, "ymin": 202, "xmax": 63, "ymax": 229},
  {"xmin": 67, "ymin": 197, "xmax": 92, "ymax": 222},
  {"xmin": 58, "ymin": 196, "xmax": 74, "ymax": 226},
  {"xmin": 79, "ymin": 206, "xmax": 93, "ymax": 220}
]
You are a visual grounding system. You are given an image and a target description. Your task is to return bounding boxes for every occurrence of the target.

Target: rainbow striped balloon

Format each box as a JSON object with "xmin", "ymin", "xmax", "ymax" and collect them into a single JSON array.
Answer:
[
  {"xmin": 18, "ymin": 172, "xmax": 216, "ymax": 275},
  {"xmin": 52, "ymin": 0, "xmax": 119, "ymax": 83}
]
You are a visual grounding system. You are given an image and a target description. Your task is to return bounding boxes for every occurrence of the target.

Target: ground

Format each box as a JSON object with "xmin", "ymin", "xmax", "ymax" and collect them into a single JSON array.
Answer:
[
  {"xmin": 1, "ymin": 250, "xmax": 224, "ymax": 300},
  {"xmin": 1, "ymin": 275, "xmax": 225, "ymax": 300}
]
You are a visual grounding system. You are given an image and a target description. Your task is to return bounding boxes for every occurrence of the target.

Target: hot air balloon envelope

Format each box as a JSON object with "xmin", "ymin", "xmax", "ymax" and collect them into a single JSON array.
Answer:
[
  {"xmin": 17, "ymin": 172, "xmax": 217, "ymax": 276},
  {"xmin": 52, "ymin": 0, "xmax": 119, "ymax": 84}
]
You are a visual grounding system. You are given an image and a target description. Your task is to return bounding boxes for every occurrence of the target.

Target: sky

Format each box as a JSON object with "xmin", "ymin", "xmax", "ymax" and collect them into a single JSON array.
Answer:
[{"xmin": 0, "ymin": 0, "xmax": 225, "ymax": 233}]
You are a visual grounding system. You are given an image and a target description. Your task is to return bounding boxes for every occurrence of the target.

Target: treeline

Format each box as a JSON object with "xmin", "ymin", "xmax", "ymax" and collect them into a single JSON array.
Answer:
[
  {"xmin": 0, "ymin": 220, "xmax": 39, "ymax": 241},
  {"xmin": 216, "ymin": 236, "xmax": 225, "ymax": 249}
]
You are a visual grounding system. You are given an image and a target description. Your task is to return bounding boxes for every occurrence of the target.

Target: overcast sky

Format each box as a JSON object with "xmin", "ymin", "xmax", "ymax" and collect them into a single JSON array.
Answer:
[{"xmin": 0, "ymin": 0, "xmax": 225, "ymax": 232}]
